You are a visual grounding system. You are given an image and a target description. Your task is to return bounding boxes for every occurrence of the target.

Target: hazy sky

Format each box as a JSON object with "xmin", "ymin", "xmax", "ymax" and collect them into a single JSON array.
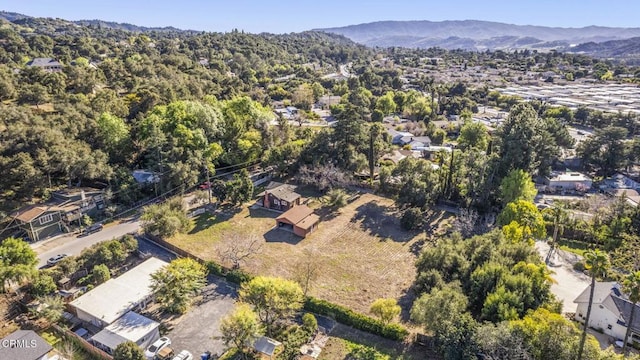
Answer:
[{"xmin": 1, "ymin": 0, "xmax": 638, "ymax": 33}]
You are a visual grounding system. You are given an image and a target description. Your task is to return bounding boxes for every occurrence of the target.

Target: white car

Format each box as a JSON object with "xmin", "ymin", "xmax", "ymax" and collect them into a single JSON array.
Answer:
[
  {"xmin": 47, "ymin": 254, "xmax": 68, "ymax": 266},
  {"xmin": 172, "ymin": 350, "xmax": 193, "ymax": 360},
  {"xmin": 145, "ymin": 337, "xmax": 171, "ymax": 359}
]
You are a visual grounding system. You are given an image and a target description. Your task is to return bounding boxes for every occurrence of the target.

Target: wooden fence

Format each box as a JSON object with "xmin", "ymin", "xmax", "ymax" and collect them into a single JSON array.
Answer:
[{"xmin": 51, "ymin": 324, "xmax": 112, "ymax": 360}]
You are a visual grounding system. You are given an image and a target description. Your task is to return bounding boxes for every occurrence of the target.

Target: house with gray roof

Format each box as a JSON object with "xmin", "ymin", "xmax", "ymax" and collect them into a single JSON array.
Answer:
[
  {"xmin": 574, "ymin": 282, "xmax": 640, "ymax": 346},
  {"xmin": 257, "ymin": 182, "xmax": 301, "ymax": 212},
  {"xmin": 0, "ymin": 330, "xmax": 54, "ymax": 360},
  {"xmin": 26, "ymin": 58, "xmax": 63, "ymax": 72}
]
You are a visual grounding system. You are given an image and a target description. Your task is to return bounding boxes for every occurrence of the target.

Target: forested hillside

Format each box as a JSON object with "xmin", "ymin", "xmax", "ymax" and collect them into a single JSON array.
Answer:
[{"xmin": 0, "ymin": 15, "xmax": 371, "ymax": 212}]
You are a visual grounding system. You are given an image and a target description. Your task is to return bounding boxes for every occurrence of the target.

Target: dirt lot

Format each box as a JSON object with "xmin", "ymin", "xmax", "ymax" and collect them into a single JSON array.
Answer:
[{"xmin": 169, "ymin": 193, "xmax": 450, "ymax": 315}]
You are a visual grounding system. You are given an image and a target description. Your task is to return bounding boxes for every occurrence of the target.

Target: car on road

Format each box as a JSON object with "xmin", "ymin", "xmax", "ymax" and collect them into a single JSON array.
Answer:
[
  {"xmin": 145, "ymin": 337, "xmax": 171, "ymax": 359},
  {"xmin": 81, "ymin": 223, "xmax": 103, "ymax": 236},
  {"xmin": 199, "ymin": 181, "xmax": 211, "ymax": 190},
  {"xmin": 171, "ymin": 350, "xmax": 193, "ymax": 360},
  {"xmin": 47, "ymin": 254, "xmax": 68, "ymax": 266}
]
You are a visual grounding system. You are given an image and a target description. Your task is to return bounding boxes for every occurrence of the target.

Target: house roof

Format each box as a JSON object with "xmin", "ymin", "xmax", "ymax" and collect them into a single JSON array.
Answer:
[
  {"xmin": 13, "ymin": 206, "xmax": 49, "ymax": 223},
  {"xmin": 253, "ymin": 336, "xmax": 282, "ymax": 356},
  {"xmin": 264, "ymin": 182, "xmax": 301, "ymax": 203},
  {"xmin": 71, "ymin": 257, "xmax": 168, "ymax": 324},
  {"xmin": 296, "ymin": 213, "xmax": 320, "ymax": 230},
  {"xmin": 90, "ymin": 311, "xmax": 159, "ymax": 350},
  {"xmin": 132, "ymin": 170, "xmax": 160, "ymax": 184},
  {"xmin": 574, "ymin": 282, "xmax": 621, "ymax": 304},
  {"xmin": 547, "ymin": 172, "xmax": 592, "ymax": 183},
  {"xmin": 276, "ymin": 205, "xmax": 315, "ymax": 225},
  {"xmin": 0, "ymin": 330, "xmax": 53, "ymax": 360},
  {"xmin": 612, "ymin": 296, "xmax": 640, "ymax": 333},
  {"xmin": 400, "ymin": 136, "xmax": 432, "ymax": 145},
  {"xmin": 27, "ymin": 57, "xmax": 62, "ymax": 67}
]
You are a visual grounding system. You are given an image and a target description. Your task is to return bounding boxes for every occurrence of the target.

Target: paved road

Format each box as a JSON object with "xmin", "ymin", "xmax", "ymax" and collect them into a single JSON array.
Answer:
[
  {"xmin": 34, "ymin": 218, "xmax": 141, "ymax": 267},
  {"xmin": 535, "ymin": 241, "xmax": 590, "ymax": 313}
]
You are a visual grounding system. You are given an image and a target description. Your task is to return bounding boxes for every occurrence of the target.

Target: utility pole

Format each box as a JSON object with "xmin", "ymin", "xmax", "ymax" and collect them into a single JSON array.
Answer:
[{"xmin": 206, "ymin": 165, "xmax": 212, "ymax": 204}]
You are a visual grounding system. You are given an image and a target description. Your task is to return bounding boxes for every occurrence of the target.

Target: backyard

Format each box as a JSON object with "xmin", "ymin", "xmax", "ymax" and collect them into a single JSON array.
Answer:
[{"xmin": 169, "ymin": 193, "xmax": 451, "ymax": 315}]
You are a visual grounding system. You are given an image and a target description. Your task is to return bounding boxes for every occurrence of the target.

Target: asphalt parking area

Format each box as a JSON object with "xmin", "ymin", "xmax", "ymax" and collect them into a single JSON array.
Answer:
[{"xmin": 167, "ymin": 277, "xmax": 238, "ymax": 357}]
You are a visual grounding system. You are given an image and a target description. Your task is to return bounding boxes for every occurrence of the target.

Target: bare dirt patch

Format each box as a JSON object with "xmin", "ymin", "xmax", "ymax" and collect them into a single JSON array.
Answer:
[{"xmin": 168, "ymin": 194, "xmax": 450, "ymax": 315}]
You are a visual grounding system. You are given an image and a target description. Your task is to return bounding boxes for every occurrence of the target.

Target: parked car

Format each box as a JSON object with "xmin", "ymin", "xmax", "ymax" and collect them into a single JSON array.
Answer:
[
  {"xmin": 47, "ymin": 254, "xmax": 68, "ymax": 266},
  {"xmin": 82, "ymin": 223, "xmax": 104, "ymax": 235},
  {"xmin": 145, "ymin": 337, "xmax": 171, "ymax": 359},
  {"xmin": 171, "ymin": 350, "xmax": 193, "ymax": 360}
]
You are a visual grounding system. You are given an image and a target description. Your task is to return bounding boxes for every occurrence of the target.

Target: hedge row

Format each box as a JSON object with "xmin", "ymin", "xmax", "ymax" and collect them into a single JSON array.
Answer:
[{"xmin": 304, "ymin": 296, "xmax": 409, "ymax": 341}]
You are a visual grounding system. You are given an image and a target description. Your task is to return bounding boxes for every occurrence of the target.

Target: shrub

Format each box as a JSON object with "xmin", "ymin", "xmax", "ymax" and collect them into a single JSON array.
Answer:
[
  {"xmin": 573, "ymin": 261, "xmax": 586, "ymax": 272},
  {"xmin": 401, "ymin": 207, "xmax": 424, "ymax": 230},
  {"xmin": 302, "ymin": 313, "xmax": 318, "ymax": 333},
  {"xmin": 226, "ymin": 269, "xmax": 253, "ymax": 284},
  {"xmin": 304, "ymin": 297, "xmax": 408, "ymax": 341},
  {"xmin": 205, "ymin": 261, "xmax": 224, "ymax": 276}
]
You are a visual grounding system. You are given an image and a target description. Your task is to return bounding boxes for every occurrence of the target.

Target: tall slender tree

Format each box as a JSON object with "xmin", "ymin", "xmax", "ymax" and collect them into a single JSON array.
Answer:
[
  {"xmin": 577, "ymin": 249, "xmax": 609, "ymax": 360},
  {"xmin": 622, "ymin": 271, "xmax": 640, "ymax": 355},
  {"xmin": 542, "ymin": 203, "xmax": 568, "ymax": 263}
]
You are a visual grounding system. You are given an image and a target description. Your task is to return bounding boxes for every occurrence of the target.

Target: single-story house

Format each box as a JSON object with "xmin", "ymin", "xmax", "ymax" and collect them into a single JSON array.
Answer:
[
  {"xmin": 0, "ymin": 330, "xmax": 55, "ymax": 360},
  {"xmin": 26, "ymin": 57, "xmax": 63, "ymax": 72},
  {"xmin": 275, "ymin": 205, "xmax": 320, "ymax": 238},
  {"xmin": 545, "ymin": 172, "xmax": 592, "ymax": 191},
  {"xmin": 604, "ymin": 174, "xmax": 640, "ymax": 191},
  {"xmin": 606, "ymin": 189, "xmax": 640, "ymax": 207},
  {"xmin": 399, "ymin": 136, "xmax": 432, "ymax": 149},
  {"xmin": 252, "ymin": 336, "xmax": 282, "ymax": 360},
  {"xmin": 70, "ymin": 257, "xmax": 168, "ymax": 328},
  {"xmin": 574, "ymin": 282, "xmax": 640, "ymax": 345},
  {"xmin": 388, "ymin": 130, "xmax": 415, "ymax": 145},
  {"xmin": 90, "ymin": 311, "xmax": 160, "ymax": 355},
  {"xmin": 132, "ymin": 170, "xmax": 160, "ymax": 184},
  {"xmin": 258, "ymin": 182, "xmax": 301, "ymax": 212}
]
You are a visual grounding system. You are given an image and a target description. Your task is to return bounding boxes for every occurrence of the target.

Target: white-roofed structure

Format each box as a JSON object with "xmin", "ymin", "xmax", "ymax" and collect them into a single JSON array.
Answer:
[
  {"xmin": 70, "ymin": 257, "xmax": 168, "ymax": 328},
  {"xmin": 90, "ymin": 311, "xmax": 160, "ymax": 355}
]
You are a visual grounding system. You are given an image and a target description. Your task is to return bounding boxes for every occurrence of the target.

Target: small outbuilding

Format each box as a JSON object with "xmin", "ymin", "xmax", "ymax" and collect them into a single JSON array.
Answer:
[
  {"xmin": 275, "ymin": 205, "xmax": 320, "ymax": 238},
  {"xmin": 252, "ymin": 336, "xmax": 283, "ymax": 360}
]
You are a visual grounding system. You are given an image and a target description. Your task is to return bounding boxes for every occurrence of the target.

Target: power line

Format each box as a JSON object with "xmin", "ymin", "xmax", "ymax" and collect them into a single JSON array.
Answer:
[{"xmin": 0, "ymin": 161, "xmax": 263, "ymax": 239}]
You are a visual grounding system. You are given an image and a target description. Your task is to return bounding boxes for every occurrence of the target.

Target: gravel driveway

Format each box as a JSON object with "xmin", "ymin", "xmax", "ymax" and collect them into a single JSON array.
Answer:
[{"xmin": 535, "ymin": 241, "xmax": 590, "ymax": 313}]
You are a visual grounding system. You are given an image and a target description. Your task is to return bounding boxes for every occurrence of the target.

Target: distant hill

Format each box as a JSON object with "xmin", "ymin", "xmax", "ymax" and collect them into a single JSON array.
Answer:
[
  {"xmin": 0, "ymin": 11, "xmax": 191, "ymax": 33},
  {"xmin": 316, "ymin": 20, "xmax": 640, "ymax": 53},
  {"xmin": 567, "ymin": 37, "xmax": 640, "ymax": 60}
]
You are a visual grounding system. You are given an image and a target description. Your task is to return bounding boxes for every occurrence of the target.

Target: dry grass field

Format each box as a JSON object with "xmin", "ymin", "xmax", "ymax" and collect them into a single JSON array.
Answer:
[{"xmin": 169, "ymin": 193, "xmax": 450, "ymax": 315}]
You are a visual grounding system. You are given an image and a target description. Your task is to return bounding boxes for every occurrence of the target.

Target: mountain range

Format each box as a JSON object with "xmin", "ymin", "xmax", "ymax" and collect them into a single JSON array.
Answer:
[
  {"xmin": 3, "ymin": 11, "xmax": 640, "ymax": 61},
  {"xmin": 317, "ymin": 20, "xmax": 640, "ymax": 59}
]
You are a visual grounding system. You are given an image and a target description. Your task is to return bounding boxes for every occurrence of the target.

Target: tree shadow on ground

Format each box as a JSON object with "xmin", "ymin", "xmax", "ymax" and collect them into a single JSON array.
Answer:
[
  {"xmin": 315, "ymin": 205, "xmax": 340, "ymax": 222},
  {"xmin": 263, "ymin": 227, "xmax": 303, "ymax": 245},
  {"xmin": 248, "ymin": 206, "xmax": 280, "ymax": 219},
  {"xmin": 188, "ymin": 206, "xmax": 241, "ymax": 234},
  {"xmin": 351, "ymin": 202, "xmax": 416, "ymax": 242},
  {"xmin": 398, "ymin": 286, "xmax": 417, "ymax": 322}
]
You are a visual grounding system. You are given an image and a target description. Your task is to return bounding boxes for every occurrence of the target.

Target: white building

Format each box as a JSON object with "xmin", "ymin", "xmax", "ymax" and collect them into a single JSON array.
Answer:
[
  {"xmin": 70, "ymin": 257, "xmax": 168, "ymax": 328},
  {"xmin": 90, "ymin": 311, "xmax": 160, "ymax": 355},
  {"xmin": 574, "ymin": 282, "xmax": 640, "ymax": 345},
  {"xmin": 545, "ymin": 172, "xmax": 592, "ymax": 191}
]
